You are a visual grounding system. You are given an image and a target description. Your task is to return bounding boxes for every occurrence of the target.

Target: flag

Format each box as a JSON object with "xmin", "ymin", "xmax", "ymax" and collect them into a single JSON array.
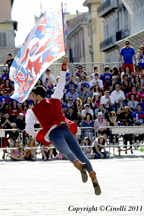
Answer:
[{"xmin": 10, "ymin": 7, "xmax": 65, "ymax": 103}]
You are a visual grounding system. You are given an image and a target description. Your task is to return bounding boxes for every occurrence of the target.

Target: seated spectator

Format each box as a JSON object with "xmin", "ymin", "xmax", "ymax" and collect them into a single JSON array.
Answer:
[
  {"xmin": 85, "ymin": 97, "xmax": 93, "ymax": 110},
  {"xmin": 9, "ymin": 100, "xmax": 22, "ymax": 118},
  {"xmin": 0, "ymin": 89, "xmax": 12, "ymax": 107},
  {"xmin": 41, "ymin": 144, "xmax": 54, "ymax": 161},
  {"xmin": 128, "ymin": 94, "xmax": 139, "ymax": 113},
  {"xmin": 126, "ymin": 86, "xmax": 142, "ymax": 102},
  {"xmin": 65, "ymin": 75, "xmax": 77, "ymax": 93},
  {"xmin": 42, "ymin": 69, "xmax": 55, "ymax": 84},
  {"xmin": 133, "ymin": 65, "xmax": 142, "ymax": 79},
  {"xmin": 81, "ymin": 104, "xmax": 94, "ymax": 119},
  {"xmin": 90, "ymin": 73, "xmax": 103, "ymax": 89},
  {"xmin": 35, "ymin": 79, "xmax": 43, "ymax": 86},
  {"xmin": 116, "ymin": 98, "xmax": 126, "ymax": 115},
  {"xmin": 21, "ymin": 100, "xmax": 29, "ymax": 117},
  {"xmin": 1, "ymin": 113, "xmax": 13, "ymax": 133},
  {"xmin": 109, "ymin": 76, "xmax": 120, "ymax": 92},
  {"xmin": 10, "ymin": 140, "xmax": 25, "ymax": 161},
  {"xmin": 79, "ymin": 85, "xmax": 92, "ymax": 104},
  {"xmin": 121, "ymin": 65, "xmax": 132, "ymax": 82},
  {"xmin": 92, "ymin": 93, "xmax": 101, "ymax": 109},
  {"xmin": 78, "ymin": 75, "xmax": 90, "ymax": 93},
  {"xmin": 133, "ymin": 104, "xmax": 144, "ymax": 126},
  {"xmin": 65, "ymin": 107, "xmax": 77, "ymax": 121},
  {"xmin": 44, "ymin": 77, "xmax": 54, "ymax": 98},
  {"xmin": 90, "ymin": 66, "xmax": 98, "ymax": 80},
  {"xmin": 26, "ymin": 92, "xmax": 33, "ymax": 108},
  {"xmin": 25, "ymin": 138, "xmax": 37, "ymax": 161},
  {"xmin": 1, "ymin": 68, "xmax": 9, "ymax": 83},
  {"xmin": 66, "ymin": 87, "xmax": 79, "ymax": 103},
  {"xmin": 132, "ymin": 75, "xmax": 143, "ymax": 92},
  {"xmin": 75, "ymin": 65, "xmax": 87, "ymax": 81},
  {"xmin": 92, "ymin": 136, "xmax": 108, "ymax": 159},
  {"xmin": 73, "ymin": 98, "xmax": 83, "ymax": 123},
  {"xmin": 94, "ymin": 112, "xmax": 107, "ymax": 140},
  {"xmin": 111, "ymin": 84, "xmax": 125, "ymax": 104},
  {"xmin": 100, "ymin": 90, "xmax": 114, "ymax": 111},
  {"xmin": 107, "ymin": 111, "xmax": 119, "ymax": 144},
  {"xmin": 9, "ymin": 123, "xmax": 19, "ymax": 147},
  {"xmin": 4, "ymin": 53, "xmax": 14, "ymax": 69},
  {"xmin": 82, "ymin": 137, "xmax": 94, "ymax": 159},
  {"xmin": 141, "ymin": 94, "xmax": 144, "ymax": 111},
  {"xmin": 82, "ymin": 113, "xmax": 94, "ymax": 143},
  {"xmin": 112, "ymin": 66, "xmax": 120, "ymax": 78},
  {"xmin": 0, "ymin": 137, "xmax": 9, "ymax": 160},
  {"xmin": 94, "ymin": 103, "xmax": 106, "ymax": 119},
  {"xmin": 101, "ymin": 66, "xmax": 112, "ymax": 91},
  {"xmin": 137, "ymin": 45, "xmax": 144, "ymax": 64},
  {"xmin": 65, "ymin": 96, "xmax": 74, "ymax": 110},
  {"xmin": 1, "ymin": 78, "xmax": 14, "ymax": 96},
  {"xmin": 1, "ymin": 103, "xmax": 10, "ymax": 117},
  {"xmin": 92, "ymin": 83, "xmax": 103, "ymax": 96},
  {"xmin": 121, "ymin": 74, "xmax": 132, "ymax": 95}
]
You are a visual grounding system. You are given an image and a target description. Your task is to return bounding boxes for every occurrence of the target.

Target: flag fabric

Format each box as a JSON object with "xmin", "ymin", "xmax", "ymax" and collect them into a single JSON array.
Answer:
[{"xmin": 10, "ymin": 7, "xmax": 65, "ymax": 103}]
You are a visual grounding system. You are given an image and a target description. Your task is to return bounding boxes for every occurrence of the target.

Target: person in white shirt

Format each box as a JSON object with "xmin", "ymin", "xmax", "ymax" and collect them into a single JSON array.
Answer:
[
  {"xmin": 81, "ymin": 104, "xmax": 94, "ymax": 119},
  {"xmin": 100, "ymin": 90, "xmax": 114, "ymax": 110},
  {"xmin": 42, "ymin": 69, "xmax": 56, "ymax": 84},
  {"xmin": 25, "ymin": 57, "xmax": 101, "ymax": 195},
  {"xmin": 110, "ymin": 84, "xmax": 125, "ymax": 104},
  {"xmin": 90, "ymin": 73, "xmax": 103, "ymax": 89},
  {"xmin": 90, "ymin": 66, "xmax": 98, "ymax": 80}
]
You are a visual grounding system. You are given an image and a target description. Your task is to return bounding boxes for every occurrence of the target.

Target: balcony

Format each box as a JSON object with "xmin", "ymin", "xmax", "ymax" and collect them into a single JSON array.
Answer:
[
  {"xmin": 97, "ymin": 0, "xmax": 118, "ymax": 18},
  {"xmin": 116, "ymin": 30, "xmax": 130, "ymax": 41},
  {"xmin": 100, "ymin": 35, "xmax": 116, "ymax": 51}
]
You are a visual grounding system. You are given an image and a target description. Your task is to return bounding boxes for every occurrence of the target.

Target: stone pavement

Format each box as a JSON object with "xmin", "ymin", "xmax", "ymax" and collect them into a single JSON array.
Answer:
[{"xmin": 0, "ymin": 149, "xmax": 144, "ymax": 216}]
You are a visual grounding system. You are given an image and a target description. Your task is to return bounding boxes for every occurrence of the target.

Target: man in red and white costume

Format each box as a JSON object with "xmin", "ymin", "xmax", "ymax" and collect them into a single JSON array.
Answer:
[{"xmin": 26, "ymin": 57, "xmax": 101, "ymax": 195}]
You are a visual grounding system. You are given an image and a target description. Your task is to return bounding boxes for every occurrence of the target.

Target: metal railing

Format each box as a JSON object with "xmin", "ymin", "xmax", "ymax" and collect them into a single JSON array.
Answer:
[
  {"xmin": 97, "ymin": 0, "xmax": 118, "ymax": 18},
  {"xmin": 100, "ymin": 35, "xmax": 116, "ymax": 52}
]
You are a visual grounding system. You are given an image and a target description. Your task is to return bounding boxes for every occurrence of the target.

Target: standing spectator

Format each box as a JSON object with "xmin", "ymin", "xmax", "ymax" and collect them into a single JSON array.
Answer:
[
  {"xmin": 81, "ymin": 104, "xmax": 94, "ymax": 119},
  {"xmin": 110, "ymin": 84, "xmax": 125, "ymax": 104},
  {"xmin": 119, "ymin": 40, "xmax": 136, "ymax": 73},
  {"xmin": 9, "ymin": 100, "xmax": 22, "ymax": 118},
  {"xmin": 78, "ymin": 75, "xmax": 90, "ymax": 93},
  {"xmin": 126, "ymin": 86, "xmax": 142, "ymax": 102},
  {"xmin": 82, "ymin": 113, "xmax": 94, "ymax": 143},
  {"xmin": 1, "ymin": 68, "xmax": 9, "ymax": 84},
  {"xmin": 1, "ymin": 78, "xmax": 14, "ymax": 96},
  {"xmin": 0, "ymin": 89, "xmax": 12, "ymax": 107},
  {"xmin": 4, "ymin": 53, "xmax": 14, "ymax": 69},
  {"xmin": 75, "ymin": 65, "xmax": 87, "ymax": 81},
  {"xmin": 90, "ymin": 73, "xmax": 103, "ymax": 89},
  {"xmin": 101, "ymin": 66, "xmax": 112, "ymax": 91},
  {"xmin": 107, "ymin": 111, "xmax": 119, "ymax": 144},
  {"xmin": 128, "ymin": 94, "xmax": 139, "ymax": 113},
  {"xmin": 66, "ymin": 87, "xmax": 79, "ymax": 103},
  {"xmin": 100, "ymin": 90, "xmax": 114, "ymax": 111},
  {"xmin": 65, "ymin": 75, "xmax": 77, "ymax": 93},
  {"xmin": 94, "ymin": 112, "xmax": 107, "ymax": 140},
  {"xmin": 79, "ymin": 85, "xmax": 92, "ymax": 104},
  {"xmin": 42, "ymin": 69, "xmax": 55, "ymax": 84}
]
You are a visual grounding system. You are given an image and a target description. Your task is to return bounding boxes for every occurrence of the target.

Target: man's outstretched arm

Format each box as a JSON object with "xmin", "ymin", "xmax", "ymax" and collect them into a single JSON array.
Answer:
[{"xmin": 51, "ymin": 57, "xmax": 68, "ymax": 100}]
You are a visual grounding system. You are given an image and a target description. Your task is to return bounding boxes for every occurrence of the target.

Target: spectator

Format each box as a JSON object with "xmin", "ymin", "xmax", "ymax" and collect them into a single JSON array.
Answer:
[
  {"xmin": 109, "ymin": 76, "xmax": 120, "ymax": 92},
  {"xmin": 92, "ymin": 93, "xmax": 101, "ymax": 109},
  {"xmin": 79, "ymin": 85, "xmax": 92, "ymax": 104},
  {"xmin": 128, "ymin": 94, "xmax": 140, "ymax": 113},
  {"xmin": 94, "ymin": 112, "xmax": 107, "ymax": 140},
  {"xmin": 132, "ymin": 75, "xmax": 143, "ymax": 92},
  {"xmin": 107, "ymin": 111, "xmax": 119, "ymax": 144},
  {"xmin": 78, "ymin": 75, "xmax": 90, "ymax": 93},
  {"xmin": 9, "ymin": 100, "xmax": 22, "ymax": 118},
  {"xmin": 16, "ymin": 113, "xmax": 25, "ymax": 132},
  {"xmin": 75, "ymin": 65, "xmax": 87, "ymax": 80},
  {"xmin": 121, "ymin": 66, "xmax": 132, "ymax": 82},
  {"xmin": 1, "ymin": 78, "xmax": 14, "ymax": 95},
  {"xmin": 90, "ymin": 73, "xmax": 103, "ymax": 89},
  {"xmin": 1, "ymin": 113, "xmax": 13, "ymax": 130},
  {"xmin": 82, "ymin": 137, "xmax": 94, "ymax": 159},
  {"xmin": 10, "ymin": 140, "xmax": 25, "ymax": 161},
  {"xmin": 119, "ymin": 40, "xmax": 136, "ymax": 73},
  {"xmin": 137, "ymin": 45, "xmax": 144, "ymax": 62},
  {"xmin": 101, "ymin": 66, "xmax": 112, "ymax": 91},
  {"xmin": 65, "ymin": 107, "xmax": 77, "ymax": 121},
  {"xmin": 90, "ymin": 66, "xmax": 98, "ymax": 80},
  {"xmin": 44, "ymin": 77, "xmax": 54, "ymax": 98},
  {"xmin": 126, "ymin": 86, "xmax": 142, "ymax": 102},
  {"xmin": 0, "ymin": 137, "xmax": 9, "ymax": 160},
  {"xmin": 133, "ymin": 65, "xmax": 142, "ymax": 79},
  {"xmin": 92, "ymin": 136, "xmax": 108, "ymax": 159},
  {"xmin": 9, "ymin": 123, "xmax": 19, "ymax": 147},
  {"xmin": 65, "ymin": 96, "xmax": 74, "ymax": 109},
  {"xmin": 92, "ymin": 83, "xmax": 103, "ymax": 96},
  {"xmin": 85, "ymin": 97, "xmax": 93, "ymax": 109},
  {"xmin": 121, "ymin": 74, "xmax": 132, "ymax": 95},
  {"xmin": 73, "ymin": 98, "xmax": 83, "ymax": 123},
  {"xmin": 0, "ymin": 89, "xmax": 12, "ymax": 107},
  {"xmin": 111, "ymin": 84, "xmax": 125, "ymax": 104},
  {"xmin": 41, "ymin": 144, "xmax": 54, "ymax": 161},
  {"xmin": 35, "ymin": 79, "xmax": 43, "ymax": 86},
  {"xmin": 94, "ymin": 103, "xmax": 106, "ymax": 119},
  {"xmin": 116, "ymin": 98, "xmax": 126, "ymax": 115},
  {"xmin": 25, "ymin": 138, "xmax": 37, "ymax": 161},
  {"xmin": 4, "ymin": 53, "xmax": 14, "ymax": 69},
  {"xmin": 100, "ymin": 90, "xmax": 114, "ymax": 111},
  {"xmin": 66, "ymin": 87, "xmax": 79, "ymax": 103},
  {"xmin": 112, "ymin": 66, "xmax": 120, "ymax": 78},
  {"xmin": 65, "ymin": 75, "xmax": 77, "ymax": 93},
  {"xmin": 138, "ymin": 48, "xmax": 144, "ymax": 70},
  {"xmin": 133, "ymin": 104, "xmax": 144, "ymax": 126},
  {"xmin": 1, "ymin": 68, "xmax": 9, "ymax": 84},
  {"xmin": 1, "ymin": 103, "xmax": 10, "ymax": 117},
  {"xmin": 21, "ymin": 100, "xmax": 29, "ymax": 117},
  {"xmin": 42, "ymin": 69, "xmax": 55, "ymax": 84},
  {"xmin": 81, "ymin": 104, "xmax": 94, "ymax": 119},
  {"xmin": 82, "ymin": 113, "xmax": 94, "ymax": 143}
]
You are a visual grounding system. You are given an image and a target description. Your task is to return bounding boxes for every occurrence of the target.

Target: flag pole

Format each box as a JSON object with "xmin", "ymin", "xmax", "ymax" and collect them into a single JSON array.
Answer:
[{"xmin": 61, "ymin": 2, "xmax": 66, "ymax": 55}]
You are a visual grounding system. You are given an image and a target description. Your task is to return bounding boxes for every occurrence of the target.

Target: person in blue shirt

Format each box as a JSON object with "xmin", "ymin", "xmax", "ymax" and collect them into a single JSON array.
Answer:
[
  {"xmin": 1, "ymin": 68, "xmax": 9, "ymax": 83},
  {"xmin": 119, "ymin": 40, "xmax": 136, "ymax": 73},
  {"xmin": 65, "ymin": 75, "xmax": 77, "ymax": 93},
  {"xmin": 0, "ymin": 89, "xmax": 12, "ymax": 107},
  {"xmin": 101, "ymin": 66, "xmax": 112, "ymax": 91},
  {"xmin": 133, "ymin": 104, "xmax": 144, "ymax": 143},
  {"xmin": 78, "ymin": 75, "xmax": 90, "ymax": 93}
]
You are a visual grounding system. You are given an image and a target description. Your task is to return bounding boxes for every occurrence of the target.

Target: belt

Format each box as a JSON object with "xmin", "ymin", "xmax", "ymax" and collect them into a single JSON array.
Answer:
[{"xmin": 56, "ymin": 123, "xmax": 66, "ymax": 128}]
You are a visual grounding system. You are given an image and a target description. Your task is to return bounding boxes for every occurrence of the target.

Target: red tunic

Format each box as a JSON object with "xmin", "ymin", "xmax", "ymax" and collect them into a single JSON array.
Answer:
[{"xmin": 32, "ymin": 98, "xmax": 77, "ymax": 145}]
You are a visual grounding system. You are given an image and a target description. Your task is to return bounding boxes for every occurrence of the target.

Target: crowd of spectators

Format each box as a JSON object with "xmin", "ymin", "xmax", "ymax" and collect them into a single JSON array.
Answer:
[{"xmin": 0, "ymin": 40, "xmax": 144, "ymax": 160}]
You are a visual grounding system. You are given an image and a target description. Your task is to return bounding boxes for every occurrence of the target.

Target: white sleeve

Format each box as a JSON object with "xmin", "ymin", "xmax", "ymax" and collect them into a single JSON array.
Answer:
[
  {"xmin": 51, "ymin": 70, "xmax": 66, "ymax": 100},
  {"xmin": 25, "ymin": 109, "xmax": 38, "ymax": 138}
]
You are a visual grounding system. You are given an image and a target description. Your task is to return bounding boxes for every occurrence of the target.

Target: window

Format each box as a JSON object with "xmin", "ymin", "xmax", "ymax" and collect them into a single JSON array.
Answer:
[{"xmin": 0, "ymin": 33, "xmax": 7, "ymax": 47}]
